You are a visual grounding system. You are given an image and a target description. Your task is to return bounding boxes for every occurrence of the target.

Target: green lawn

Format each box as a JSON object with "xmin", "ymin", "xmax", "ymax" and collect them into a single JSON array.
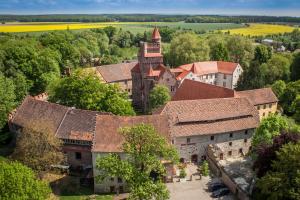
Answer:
[{"xmin": 59, "ymin": 186, "xmax": 112, "ymax": 200}]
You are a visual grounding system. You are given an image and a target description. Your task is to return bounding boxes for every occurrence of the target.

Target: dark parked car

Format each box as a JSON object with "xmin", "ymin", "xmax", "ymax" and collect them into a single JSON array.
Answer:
[
  {"xmin": 212, "ymin": 188, "xmax": 230, "ymax": 198},
  {"xmin": 209, "ymin": 182, "xmax": 226, "ymax": 192}
]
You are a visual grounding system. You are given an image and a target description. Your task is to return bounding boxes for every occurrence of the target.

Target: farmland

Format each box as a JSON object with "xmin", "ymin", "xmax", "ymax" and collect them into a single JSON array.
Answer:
[
  {"xmin": 223, "ymin": 23, "xmax": 298, "ymax": 36},
  {"xmin": 0, "ymin": 22, "xmax": 244, "ymax": 33}
]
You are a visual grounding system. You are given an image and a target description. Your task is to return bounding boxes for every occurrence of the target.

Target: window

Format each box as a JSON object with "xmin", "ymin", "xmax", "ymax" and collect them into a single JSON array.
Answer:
[
  {"xmin": 117, "ymin": 177, "xmax": 123, "ymax": 183},
  {"xmin": 229, "ymin": 142, "xmax": 232, "ymax": 146},
  {"xmin": 263, "ymin": 104, "xmax": 267, "ymax": 109},
  {"xmin": 110, "ymin": 186, "xmax": 115, "ymax": 193},
  {"xmin": 75, "ymin": 152, "xmax": 81, "ymax": 160},
  {"xmin": 187, "ymin": 138, "xmax": 191, "ymax": 144},
  {"xmin": 263, "ymin": 113, "xmax": 266, "ymax": 117},
  {"xmin": 171, "ymin": 86, "xmax": 175, "ymax": 92},
  {"xmin": 228, "ymin": 151, "xmax": 232, "ymax": 156},
  {"xmin": 119, "ymin": 186, "xmax": 124, "ymax": 193},
  {"xmin": 239, "ymin": 148, "xmax": 243, "ymax": 154},
  {"xmin": 224, "ymin": 74, "xmax": 227, "ymax": 79},
  {"xmin": 210, "ymin": 136, "xmax": 215, "ymax": 141},
  {"xmin": 110, "ymin": 177, "xmax": 114, "ymax": 182},
  {"xmin": 171, "ymin": 139, "xmax": 174, "ymax": 144},
  {"xmin": 166, "ymin": 78, "xmax": 170, "ymax": 82},
  {"xmin": 214, "ymin": 81, "xmax": 217, "ymax": 85},
  {"xmin": 257, "ymin": 105, "xmax": 260, "ymax": 110},
  {"xmin": 245, "ymin": 130, "xmax": 248, "ymax": 135},
  {"xmin": 219, "ymin": 153, "xmax": 224, "ymax": 160},
  {"xmin": 229, "ymin": 133, "xmax": 233, "ymax": 138},
  {"xmin": 244, "ymin": 139, "xmax": 248, "ymax": 143},
  {"xmin": 269, "ymin": 103, "xmax": 272, "ymax": 108},
  {"xmin": 223, "ymin": 82, "xmax": 226, "ymax": 87}
]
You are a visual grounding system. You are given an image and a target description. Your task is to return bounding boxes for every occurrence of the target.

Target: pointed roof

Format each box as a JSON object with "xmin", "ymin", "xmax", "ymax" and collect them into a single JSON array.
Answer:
[{"xmin": 152, "ymin": 27, "xmax": 161, "ymax": 40}]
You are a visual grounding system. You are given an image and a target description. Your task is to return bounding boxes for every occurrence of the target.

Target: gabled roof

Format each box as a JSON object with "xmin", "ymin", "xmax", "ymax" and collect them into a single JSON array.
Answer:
[
  {"xmin": 160, "ymin": 98, "xmax": 259, "ymax": 137},
  {"xmin": 178, "ymin": 61, "xmax": 239, "ymax": 75},
  {"xmin": 96, "ymin": 61, "xmax": 137, "ymax": 83},
  {"xmin": 92, "ymin": 115, "xmax": 170, "ymax": 152},
  {"xmin": 235, "ymin": 88, "xmax": 278, "ymax": 106},
  {"xmin": 172, "ymin": 79, "xmax": 235, "ymax": 101},
  {"xmin": 152, "ymin": 27, "xmax": 161, "ymax": 40}
]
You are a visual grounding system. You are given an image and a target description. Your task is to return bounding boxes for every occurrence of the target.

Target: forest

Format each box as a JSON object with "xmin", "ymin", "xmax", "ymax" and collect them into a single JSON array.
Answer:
[{"xmin": 1, "ymin": 14, "xmax": 300, "ymax": 23}]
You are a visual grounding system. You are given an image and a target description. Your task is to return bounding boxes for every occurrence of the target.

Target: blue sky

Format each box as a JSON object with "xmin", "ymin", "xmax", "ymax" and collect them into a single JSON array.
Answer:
[{"xmin": 0, "ymin": 0, "xmax": 300, "ymax": 16}]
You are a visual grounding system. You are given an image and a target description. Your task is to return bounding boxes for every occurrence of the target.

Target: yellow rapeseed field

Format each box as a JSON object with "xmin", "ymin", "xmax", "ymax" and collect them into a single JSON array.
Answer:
[{"xmin": 223, "ymin": 23, "xmax": 297, "ymax": 36}]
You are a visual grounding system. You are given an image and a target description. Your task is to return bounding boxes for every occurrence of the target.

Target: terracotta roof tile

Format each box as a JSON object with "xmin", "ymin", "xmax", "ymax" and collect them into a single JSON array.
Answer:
[
  {"xmin": 92, "ymin": 115, "xmax": 170, "ymax": 152},
  {"xmin": 160, "ymin": 98, "xmax": 259, "ymax": 137},
  {"xmin": 172, "ymin": 79, "xmax": 235, "ymax": 101},
  {"xmin": 96, "ymin": 61, "xmax": 137, "ymax": 83},
  {"xmin": 178, "ymin": 61, "xmax": 239, "ymax": 76},
  {"xmin": 235, "ymin": 88, "xmax": 278, "ymax": 105}
]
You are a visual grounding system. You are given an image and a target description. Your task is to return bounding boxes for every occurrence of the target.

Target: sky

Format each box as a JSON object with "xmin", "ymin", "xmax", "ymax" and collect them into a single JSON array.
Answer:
[{"xmin": 0, "ymin": 0, "xmax": 300, "ymax": 17}]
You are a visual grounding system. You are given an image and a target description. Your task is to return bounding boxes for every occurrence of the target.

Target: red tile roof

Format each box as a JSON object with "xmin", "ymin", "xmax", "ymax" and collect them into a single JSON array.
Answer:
[
  {"xmin": 152, "ymin": 27, "xmax": 161, "ymax": 40},
  {"xmin": 160, "ymin": 98, "xmax": 259, "ymax": 137},
  {"xmin": 178, "ymin": 61, "xmax": 239, "ymax": 75},
  {"xmin": 131, "ymin": 63, "xmax": 140, "ymax": 73},
  {"xmin": 235, "ymin": 88, "xmax": 278, "ymax": 105},
  {"xmin": 172, "ymin": 79, "xmax": 235, "ymax": 101},
  {"xmin": 92, "ymin": 115, "xmax": 170, "ymax": 152},
  {"xmin": 96, "ymin": 61, "xmax": 137, "ymax": 83}
]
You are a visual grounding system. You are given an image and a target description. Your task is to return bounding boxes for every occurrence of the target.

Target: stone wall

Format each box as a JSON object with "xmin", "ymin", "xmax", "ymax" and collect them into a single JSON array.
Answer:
[
  {"xmin": 173, "ymin": 129, "xmax": 255, "ymax": 163},
  {"xmin": 63, "ymin": 145, "xmax": 92, "ymax": 168}
]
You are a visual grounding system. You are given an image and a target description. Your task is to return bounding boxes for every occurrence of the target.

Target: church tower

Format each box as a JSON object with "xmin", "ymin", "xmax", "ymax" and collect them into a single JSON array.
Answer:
[{"xmin": 131, "ymin": 27, "xmax": 164, "ymax": 113}]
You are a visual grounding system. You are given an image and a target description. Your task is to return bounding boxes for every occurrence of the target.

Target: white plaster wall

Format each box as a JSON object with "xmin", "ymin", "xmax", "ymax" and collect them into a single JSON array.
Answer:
[
  {"xmin": 216, "ymin": 73, "xmax": 233, "ymax": 89},
  {"xmin": 232, "ymin": 64, "xmax": 243, "ymax": 88}
]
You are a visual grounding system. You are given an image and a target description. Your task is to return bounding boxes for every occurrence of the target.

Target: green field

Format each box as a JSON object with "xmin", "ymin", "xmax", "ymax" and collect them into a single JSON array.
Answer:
[{"xmin": 0, "ymin": 22, "xmax": 244, "ymax": 33}]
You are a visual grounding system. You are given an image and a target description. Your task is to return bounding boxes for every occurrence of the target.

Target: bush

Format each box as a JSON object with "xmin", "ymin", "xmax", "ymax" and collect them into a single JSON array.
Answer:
[
  {"xmin": 179, "ymin": 169, "xmax": 187, "ymax": 178},
  {"xmin": 200, "ymin": 161, "xmax": 210, "ymax": 177}
]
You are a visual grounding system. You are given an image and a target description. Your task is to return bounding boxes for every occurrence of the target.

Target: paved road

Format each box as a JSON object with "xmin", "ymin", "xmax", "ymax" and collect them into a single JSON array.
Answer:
[{"xmin": 167, "ymin": 176, "xmax": 235, "ymax": 200}]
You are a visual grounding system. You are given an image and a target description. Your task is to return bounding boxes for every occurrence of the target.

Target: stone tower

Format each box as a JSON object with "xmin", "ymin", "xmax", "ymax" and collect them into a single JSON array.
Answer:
[{"xmin": 131, "ymin": 27, "xmax": 164, "ymax": 112}]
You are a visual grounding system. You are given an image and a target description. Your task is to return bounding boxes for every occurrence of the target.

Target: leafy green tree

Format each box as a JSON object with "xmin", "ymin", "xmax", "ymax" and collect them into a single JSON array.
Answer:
[
  {"xmin": 271, "ymin": 80, "xmax": 286, "ymax": 99},
  {"xmin": 280, "ymin": 80, "xmax": 300, "ymax": 115},
  {"xmin": 252, "ymin": 115, "xmax": 289, "ymax": 148},
  {"xmin": 96, "ymin": 124, "xmax": 178, "ymax": 200},
  {"xmin": 237, "ymin": 60, "xmax": 266, "ymax": 90},
  {"xmin": 0, "ymin": 158, "xmax": 51, "ymax": 200},
  {"xmin": 149, "ymin": 85, "xmax": 171, "ymax": 110},
  {"xmin": 48, "ymin": 70, "xmax": 135, "ymax": 116},
  {"xmin": 12, "ymin": 122, "xmax": 65, "ymax": 172},
  {"xmin": 292, "ymin": 95, "xmax": 300, "ymax": 123},
  {"xmin": 263, "ymin": 54, "xmax": 291, "ymax": 84},
  {"xmin": 291, "ymin": 52, "xmax": 300, "ymax": 81},
  {"xmin": 0, "ymin": 74, "xmax": 16, "ymax": 130},
  {"xmin": 169, "ymin": 32, "xmax": 210, "ymax": 66},
  {"xmin": 226, "ymin": 35, "xmax": 254, "ymax": 65},
  {"xmin": 255, "ymin": 142, "xmax": 300, "ymax": 200},
  {"xmin": 254, "ymin": 45, "xmax": 272, "ymax": 64},
  {"xmin": 210, "ymin": 42, "xmax": 229, "ymax": 61}
]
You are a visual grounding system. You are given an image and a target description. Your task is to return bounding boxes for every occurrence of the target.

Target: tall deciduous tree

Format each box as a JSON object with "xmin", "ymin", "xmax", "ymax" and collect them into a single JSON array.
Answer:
[
  {"xmin": 254, "ymin": 45, "xmax": 272, "ymax": 64},
  {"xmin": 0, "ymin": 73, "xmax": 16, "ymax": 130},
  {"xmin": 96, "ymin": 124, "xmax": 178, "ymax": 200},
  {"xmin": 0, "ymin": 158, "xmax": 51, "ymax": 200},
  {"xmin": 12, "ymin": 122, "xmax": 65, "ymax": 172},
  {"xmin": 271, "ymin": 80, "xmax": 286, "ymax": 99},
  {"xmin": 291, "ymin": 52, "xmax": 300, "ymax": 81},
  {"xmin": 255, "ymin": 142, "xmax": 300, "ymax": 200},
  {"xmin": 280, "ymin": 80, "xmax": 300, "ymax": 115},
  {"xmin": 169, "ymin": 32, "xmax": 209, "ymax": 66},
  {"xmin": 210, "ymin": 42, "xmax": 229, "ymax": 61},
  {"xmin": 149, "ymin": 85, "xmax": 171, "ymax": 110},
  {"xmin": 48, "ymin": 69, "xmax": 135, "ymax": 116}
]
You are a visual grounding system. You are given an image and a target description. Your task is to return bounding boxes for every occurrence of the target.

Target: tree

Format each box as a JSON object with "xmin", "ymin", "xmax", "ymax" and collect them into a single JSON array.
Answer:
[
  {"xmin": 0, "ymin": 158, "xmax": 51, "ymax": 200},
  {"xmin": 48, "ymin": 70, "xmax": 135, "ymax": 116},
  {"xmin": 254, "ymin": 45, "xmax": 272, "ymax": 64},
  {"xmin": 252, "ymin": 115, "xmax": 289, "ymax": 148},
  {"xmin": 96, "ymin": 124, "xmax": 178, "ymax": 200},
  {"xmin": 210, "ymin": 42, "xmax": 229, "ymax": 61},
  {"xmin": 271, "ymin": 80, "xmax": 286, "ymax": 98},
  {"xmin": 149, "ymin": 85, "xmax": 171, "ymax": 110},
  {"xmin": 169, "ymin": 32, "xmax": 210, "ymax": 66},
  {"xmin": 255, "ymin": 142, "xmax": 300, "ymax": 200},
  {"xmin": 0, "ymin": 73, "xmax": 16, "ymax": 130},
  {"xmin": 263, "ymin": 54, "xmax": 291, "ymax": 85},
  {"xmin": 253, "ymin": 131, "xmax": 300, "ymax": 178},
  {"xmin": 236, "ymin": 60, "xmax": 266, "ymax": 90},
  {"xmin": 12, "ymin": 122, "xmax": 65, "ymax": 172},
  {"xmin": 292, "ymin": 95, "xmax": 300, "ymax": 123},
  {"xmin": 280, "ymin": 80, "xmax": 300, "ymax": 115},
  {"xmin": 291, "ymin": 52, "xmax": 300, "ymax": 81}
]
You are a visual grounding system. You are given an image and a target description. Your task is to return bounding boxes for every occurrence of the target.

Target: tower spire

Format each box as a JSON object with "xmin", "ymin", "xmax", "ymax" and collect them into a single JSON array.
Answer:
[{"xmin": 152, "ymin": 27, "xmax": 161, "ymax": 41}]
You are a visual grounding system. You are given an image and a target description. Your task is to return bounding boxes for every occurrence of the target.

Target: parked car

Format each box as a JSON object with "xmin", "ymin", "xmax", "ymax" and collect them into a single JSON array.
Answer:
[
  {"xmin": 212, "ymin": 188, "xmax": 230, "ymax": 198},
  {"xmin": 209, "ymin": 182, "xmax": 226, "ymax": 192}
]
